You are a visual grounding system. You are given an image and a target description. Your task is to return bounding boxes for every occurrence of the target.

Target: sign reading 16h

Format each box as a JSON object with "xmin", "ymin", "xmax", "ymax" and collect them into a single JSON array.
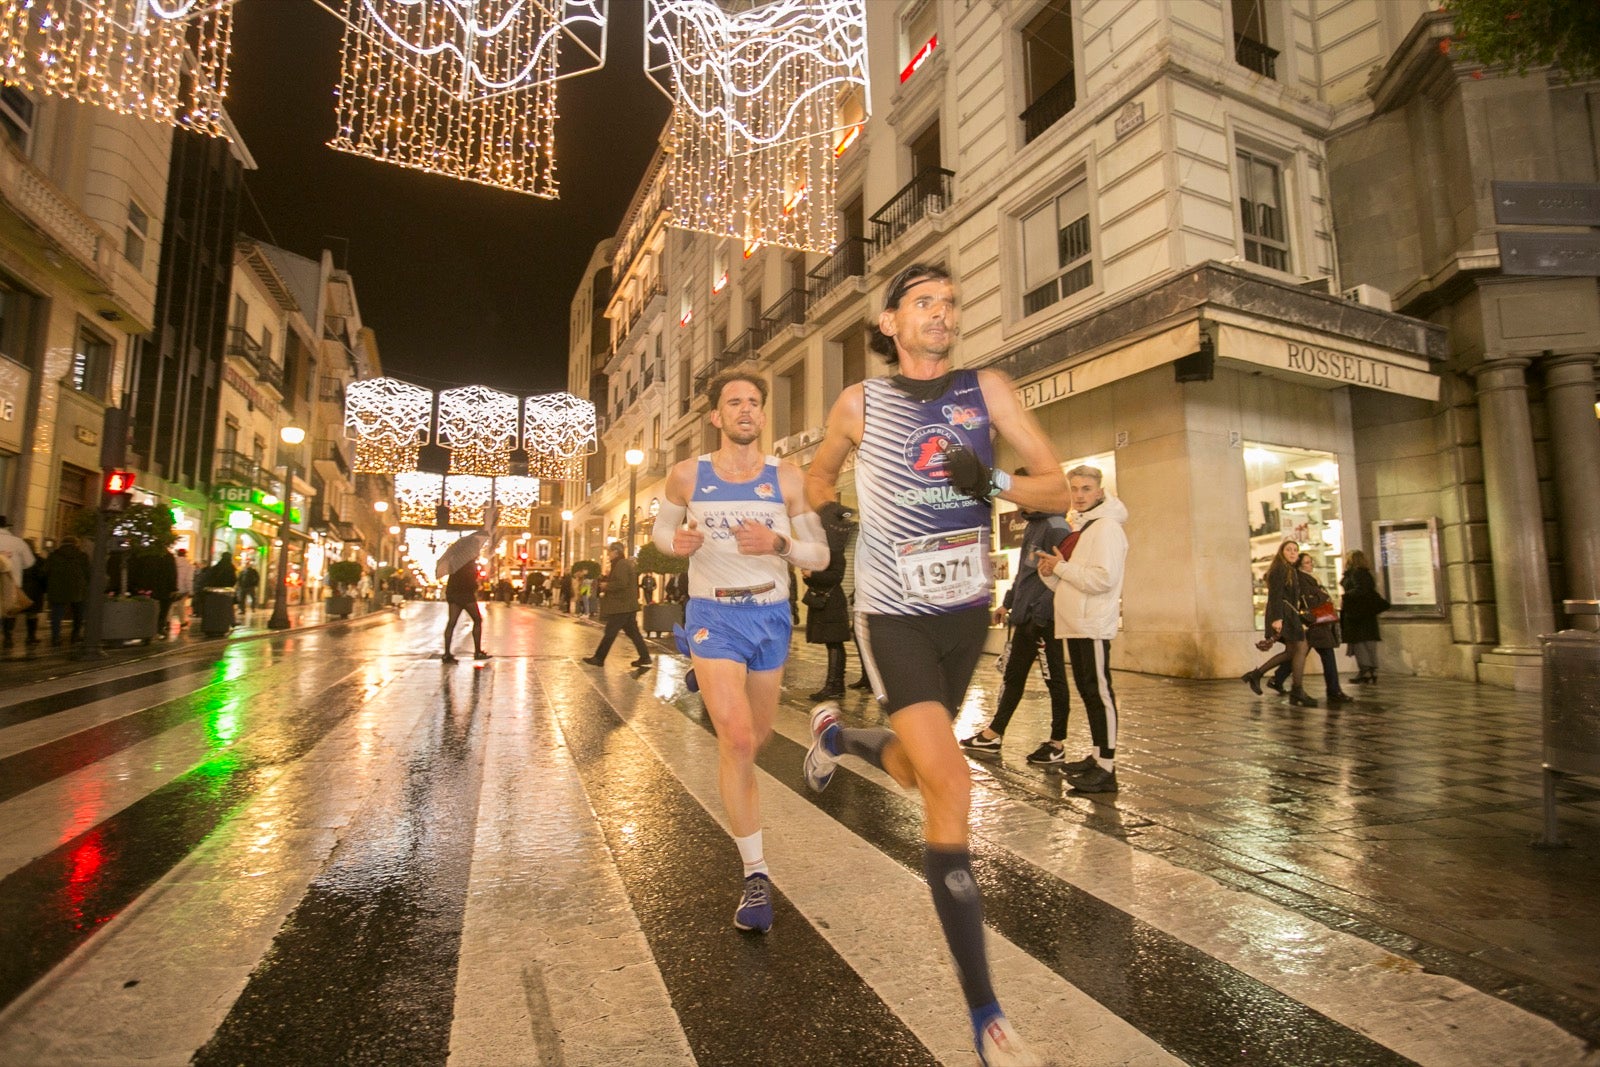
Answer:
[{"xmin": 214, "ymin": 486, "xmax": 255, "ymax": 504}]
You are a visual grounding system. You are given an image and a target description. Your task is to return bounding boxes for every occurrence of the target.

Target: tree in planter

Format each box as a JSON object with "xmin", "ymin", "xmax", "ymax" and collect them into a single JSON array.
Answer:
[
  {"xmin": 326, "ymin": 560, "xmax": 364, "ymax": 594},
  {"xmin": 67, "ymin": 503, "xmax": 176, "ymax": 596}
]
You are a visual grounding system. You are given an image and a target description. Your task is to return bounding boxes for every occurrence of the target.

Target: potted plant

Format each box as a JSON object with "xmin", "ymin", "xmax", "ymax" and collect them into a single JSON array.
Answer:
[
  {"xmin": 635, "ymin": 541, "xmax": 687, "ymax": 636},
  {"xmin": 326, "ymin": 560, "xmax": 363, "ymax": 618},
  {"xmin": 70, "ymin": 503, "xmax": 174, "ymax": 644}
]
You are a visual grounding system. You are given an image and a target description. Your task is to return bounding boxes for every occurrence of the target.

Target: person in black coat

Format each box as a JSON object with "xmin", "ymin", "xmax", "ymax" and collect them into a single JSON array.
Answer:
[
  {"xmin": 1242, "ymin": 539, "xmax": 1315, "ymax": 706},
  {"xmin": 1340, "ymin": 549, "xmax": 1386, "ymax": 684},
  {"xmin": 802, "ymin": 505, "xmax": 857, "ymax": 701},
  {"xmin": 1269, "ymin": 553, "xmax": 1349, "ymax": 704}
]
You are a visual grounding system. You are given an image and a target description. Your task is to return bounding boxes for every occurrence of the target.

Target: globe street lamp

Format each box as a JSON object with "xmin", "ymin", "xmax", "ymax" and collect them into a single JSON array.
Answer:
[
  {"xmin": 625, "ymin": 447, "xmax": 645, "ymax": 553},
  {"xmin": 268, "ymin": 425, "xmax": 305, "ymax": 630}
]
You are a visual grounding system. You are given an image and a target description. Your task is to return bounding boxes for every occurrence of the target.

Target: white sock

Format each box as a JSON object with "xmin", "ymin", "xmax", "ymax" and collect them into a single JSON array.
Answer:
[
  {"xmin": 735, "ymin": 831, "xmax": 768, "ymax": 878},
  {"xmin": 1095, "ymin": 755, "xmax": 1115, "ymax": 771}
]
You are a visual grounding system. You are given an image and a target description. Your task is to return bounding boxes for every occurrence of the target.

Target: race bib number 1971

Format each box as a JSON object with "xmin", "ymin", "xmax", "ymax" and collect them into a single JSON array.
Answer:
[{"xmin": 893, "ymin": 527, "xmax": 987, "ymax": 605}]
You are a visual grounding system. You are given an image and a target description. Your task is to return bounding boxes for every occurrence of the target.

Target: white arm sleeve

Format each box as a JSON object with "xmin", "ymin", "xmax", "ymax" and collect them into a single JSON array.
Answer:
[
  {"xmin": 654, "ymin": 498, "xmax": 688, "ymax": 555},
  {"xmin": 782, "ymin": 510, "xmax": 830, "ymax": 572}
]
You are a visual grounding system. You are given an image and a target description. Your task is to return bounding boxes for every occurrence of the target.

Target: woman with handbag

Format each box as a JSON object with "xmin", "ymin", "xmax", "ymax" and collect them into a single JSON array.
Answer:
[
  {"xmin": 1268, "ymin": 552, "xmax": 1350, "ymax": 705},
  {"xmin": 1243, "ymin": 540, "xmax": 1316, "ymax": 707},
  {"xmin": 802, "ymin": 505, "xmax": 857, "ymax": 701},
  {"xmin": 1341, "ymin": 549, "xmax": 1387, "ymax": 684}
]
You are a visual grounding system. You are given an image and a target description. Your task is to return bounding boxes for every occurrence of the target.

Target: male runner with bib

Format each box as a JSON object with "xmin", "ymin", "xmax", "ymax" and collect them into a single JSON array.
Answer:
[
  {"xmin": 803, "ymin": 264, "xmax": 1069, "ymax": 1067},
  {"xmin": 653, "ymin": 369, "xmax": 829, "ymax": 933}
]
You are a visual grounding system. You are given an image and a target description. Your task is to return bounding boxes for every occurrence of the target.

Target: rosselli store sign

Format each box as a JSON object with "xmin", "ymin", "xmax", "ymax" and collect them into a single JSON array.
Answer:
[{"xmin": 1215, "ymin": 323, "xmax": 1440, "ymax": 401}]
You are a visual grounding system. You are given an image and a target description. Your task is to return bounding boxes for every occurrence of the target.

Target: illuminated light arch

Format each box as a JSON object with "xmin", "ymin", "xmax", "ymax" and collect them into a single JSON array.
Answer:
[
  {"xmin": 444, "ymin": 473, "xmax": 494, "ymax": 526},
  {"xmin": 522, "ymin": 391, "xmax": 596, "ymax": 481},
  {"xmin": 394, "ymin": 470, "xmax": 444, "ymax": 525},
  {"xmin": 493, "ymin": 474, "xmax": 541, "ymax": 527}
]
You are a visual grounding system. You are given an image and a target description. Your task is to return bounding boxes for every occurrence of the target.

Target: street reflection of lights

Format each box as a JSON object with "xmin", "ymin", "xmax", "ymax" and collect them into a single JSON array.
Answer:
[{"xmin": 620, "ymin": 821, "xmax": 638, "ymax": 838}]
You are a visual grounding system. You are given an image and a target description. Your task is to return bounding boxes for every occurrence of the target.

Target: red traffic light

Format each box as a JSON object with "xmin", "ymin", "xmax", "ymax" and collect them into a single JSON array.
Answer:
[{"xmin": 103, "ymin": 469, "xmax": 136, "ymax": 494}]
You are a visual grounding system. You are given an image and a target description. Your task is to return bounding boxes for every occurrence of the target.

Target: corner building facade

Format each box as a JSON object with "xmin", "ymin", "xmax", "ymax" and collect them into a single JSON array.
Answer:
[{"xmin": 576, "ymin": 0, "xmax": 1599, "ymax": 687}]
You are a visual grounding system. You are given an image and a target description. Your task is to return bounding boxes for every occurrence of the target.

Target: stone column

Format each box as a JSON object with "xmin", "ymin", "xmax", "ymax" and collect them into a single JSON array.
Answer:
[
  {"xmin": 1544, "ymin": 352, "xmax": 1600, "ymax": 631},
  {"xmin": 1475, "ymin": 358, "xmax": 1555, "ymax": 688}
]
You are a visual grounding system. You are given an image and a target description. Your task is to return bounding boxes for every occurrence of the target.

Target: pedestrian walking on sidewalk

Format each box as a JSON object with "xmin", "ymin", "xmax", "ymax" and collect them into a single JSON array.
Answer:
[
  {"xmin": 437, "ymin": 510, "xmax": 495, "ymax": 664},
  {"xmin": 583, "ymin": 542, "xmax": 651, "ymax": 668},
  {"xmin": 0, "ymin": 516, "xmax": 36, "ymax": 649},
  {"xmin": 174, "ymin": 548, "xmax": 194, "ymax": 630},
  {"xmin": 45, "ymin": 536, "xmax": 91, "ymax": 646},
  {"xmin": 1035, "ymin": 465, "xmax": 1129, "ymax": 793},
  {"xmin": 653, "ymin": 368, "xmax": 829, "ymax": 935},
  {"xmin": 1243, "ymin": 540, "xmax": 1316, "ymax": 707},
  {"xmin": 801, "ymin": 504, "xmax": 856, "ymax": 701},
  {"xmin": 236, "ymin": 562, "xmax": 261, "ymax": 612},
  {"xmin": 959, "ymin": 477, "xmax": 1071, "ymax": 765},
  {"xmin": 802, "ymin": 263, "xmax": 1067, "ymax": 1067},
  {"xmin": 1268, "ymin": 552, "xmax": 1349, "ymax": 704},
  {"xmin": 1340, "ymin": 549, "xmax": 1387, "ymax": 684}
]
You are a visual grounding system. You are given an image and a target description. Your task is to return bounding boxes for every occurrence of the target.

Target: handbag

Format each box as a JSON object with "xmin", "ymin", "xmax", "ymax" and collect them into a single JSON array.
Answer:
[
  {"xmin": 1, "ymin": 569, "xmax": 30, "ymax": 616},
  {"xmin": 801, "ymin": 585, "xmax": 833, "ymax": 611}
]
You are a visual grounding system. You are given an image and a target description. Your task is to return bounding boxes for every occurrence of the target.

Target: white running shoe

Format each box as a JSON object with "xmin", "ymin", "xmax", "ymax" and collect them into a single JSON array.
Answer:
[
  {"xmin": 804, "ymin": 702, "xmax": 842, "ymax": 792},
  {"xmin": 976, "ymin": 1015, "xmax": 1046, "ymax": 1066}
]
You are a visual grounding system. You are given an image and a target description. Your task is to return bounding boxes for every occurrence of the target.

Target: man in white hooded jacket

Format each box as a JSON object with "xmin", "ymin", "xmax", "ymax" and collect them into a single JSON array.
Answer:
[{"xmin": 1036, "ymin": 465, "xmax": 1128, "ymax": 794}]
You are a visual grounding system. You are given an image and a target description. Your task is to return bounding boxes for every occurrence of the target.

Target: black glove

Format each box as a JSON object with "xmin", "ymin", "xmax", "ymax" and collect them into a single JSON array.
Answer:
[
  {"xmin": 943, "ymin": 444, "xmax": 993, "ymax": 501},
  {"xmin": 818, "ymin": 500, "xmax": 856, "ymax": 531}
]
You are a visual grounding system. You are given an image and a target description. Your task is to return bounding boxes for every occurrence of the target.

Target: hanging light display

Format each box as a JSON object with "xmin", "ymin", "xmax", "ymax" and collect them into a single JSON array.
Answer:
[
  {"xmin": 394, "ymin": 470, "xmax": 444, "ymax": 525},
  {"xmin": 437, "ymin": 385, "xmax": 519, "ymax": 476},
  {"xmin": 493, "ymin": 474, "xmax": 541, "ymax": 528},
  {"xmin": 444, "ymin": 473, "xmax": 494, "ymax": 526},
  {"xmin": 522, "ymin": 391, "xmax": 596, "ymax": 482},
  {"xmin": 326, "ymin": 0, "xmax": 609, "ymax": 197},
  {"xmin": 0, "ymin": 0, "xmax": 236, "ymax": 138},
  {"xmin": 343, "ymin": 376, "xmax": 433, "ymax": 474},
  {"xmin": 645, "ymin": 0, "xmax": 869, "ymax": 253}
]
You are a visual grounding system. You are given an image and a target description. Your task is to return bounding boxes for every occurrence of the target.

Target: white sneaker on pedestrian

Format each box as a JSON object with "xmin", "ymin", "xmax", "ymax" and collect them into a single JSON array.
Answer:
[{"xmin": 976, "ymin": 1015, "xmax": 1047, "ymax": 1066}]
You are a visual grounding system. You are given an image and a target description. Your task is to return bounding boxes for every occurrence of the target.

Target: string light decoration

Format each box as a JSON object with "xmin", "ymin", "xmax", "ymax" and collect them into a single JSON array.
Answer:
[
  {"xmin": 492, "ymin": 474, "xmax": 541, "ymax": 528},
  {"xmin": 326, "ymin": 0, "xmax": 609, "ymax": 197},
  {"xmin": 645, "ymin": 0, "xmax": 869, "ymax": 253},
  {"xmin": 343, "ymin": 376, "xmax": 433, "ymax": 473},
  {"xmin": 394, "ymin": 470, "xmax": 444, "ymax": 525},
  {"xmin": 437, "ymin": 385, "xmax": 520, "ymax": 476},
  {"xmin": 444, "ymin": 473, "xmax": 494, "ymax": 526},
  {"xmin": 0, "ymin": 0, "xmax": 236, "ymax": 138},
  {"xmin": 522, "ymin": 391, "xmax": 596, "ymax": 481}
]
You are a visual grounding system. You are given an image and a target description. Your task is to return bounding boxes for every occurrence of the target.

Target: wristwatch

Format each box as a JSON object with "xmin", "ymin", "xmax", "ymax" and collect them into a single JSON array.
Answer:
[{"xmin": 989, "ymin": 469, "xmax": 1013, "ymax": 499}]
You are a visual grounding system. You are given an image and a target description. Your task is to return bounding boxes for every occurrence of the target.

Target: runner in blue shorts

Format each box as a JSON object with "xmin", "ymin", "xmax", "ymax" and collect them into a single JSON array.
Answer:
[
  {"xmin": 803, "ymin": 265, "xmax": 1069, "ymax": 1066},
  {"xmin": 653, "ymin": 369, "xmax": 829, "ymax": 934}
]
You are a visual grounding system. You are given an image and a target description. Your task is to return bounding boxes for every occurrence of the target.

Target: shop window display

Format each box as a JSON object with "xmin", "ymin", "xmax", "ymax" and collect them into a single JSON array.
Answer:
[{"xmin": 1245, "ymin": 444, "xmax": 1340, "ymax": 628}]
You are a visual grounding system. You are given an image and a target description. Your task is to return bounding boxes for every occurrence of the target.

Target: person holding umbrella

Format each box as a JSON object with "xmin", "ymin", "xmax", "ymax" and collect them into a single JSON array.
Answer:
[{"xmin": 437, "ymin": 508, "xmax": 496, "ymax": 663}]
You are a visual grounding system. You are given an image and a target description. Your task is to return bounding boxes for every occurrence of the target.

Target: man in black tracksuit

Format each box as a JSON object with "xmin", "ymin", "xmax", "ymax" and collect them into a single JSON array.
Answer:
[{"xmin": 959, "ymin": 499, "xmax": 1073, "ymax": 765}]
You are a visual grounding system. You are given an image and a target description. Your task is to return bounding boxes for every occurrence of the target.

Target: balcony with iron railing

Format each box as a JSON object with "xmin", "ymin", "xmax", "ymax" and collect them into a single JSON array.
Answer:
[
  {"xmin": 806, "ymin": 237, "xmax": 874, "ymax": 311},
  {"xmin": 1021, "ymin": 72, "xmax": 1077, "ymax": 144},
  {"xmin": 870, "ymin": 167, "xmax": 956, "ymax": 255},
  {"xmin": 692, "ymin": 351, "xmax": 742, "ymax": 399},
  {"xmin": 761, "ymin": 288, "xmax": 807, "ymax": 341},
  {"xmin": 255, "ymin": 357, "xmax": 285, "ymax": 394},
  {"xmin": 1234, "ymin": 34, "xmax": 1278, "ymax": 79},
  {"xmin": 212, "ymin": 449, "xmax": 261, "ymax": 489},
  {"xmin": 314, "ymin": 437, "xmax": 351, "ymax": 477},
  {"xmin": 226, "ymin": 325, "xmax": 262, "ymax": 365},
  {"xmin": 723, "ymin": 326, "xmax": 767, "ymax": 365}
]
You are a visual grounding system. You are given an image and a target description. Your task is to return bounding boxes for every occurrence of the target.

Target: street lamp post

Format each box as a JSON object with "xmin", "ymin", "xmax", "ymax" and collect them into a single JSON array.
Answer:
[
  {"xmin": 560, "ymin": 508, "xmax": 573, "ymax": 573},
  {"xmin": 625, "ymin": 447, "xmax": 645, "ymax": 554},
  {"xmin": 268, "ymin": 425, "xmax": 305, "ymax": 630}
]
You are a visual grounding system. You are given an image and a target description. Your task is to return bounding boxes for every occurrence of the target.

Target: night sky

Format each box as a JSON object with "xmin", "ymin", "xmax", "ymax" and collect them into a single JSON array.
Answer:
[{"xmin": 225, "ymin": 0, "xmax": 671, "ymax": 396}]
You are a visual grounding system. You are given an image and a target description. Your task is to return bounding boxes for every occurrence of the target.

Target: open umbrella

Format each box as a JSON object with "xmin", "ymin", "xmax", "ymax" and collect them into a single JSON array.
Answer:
[{"xmin": 435, "ymin": 530, "xmax": 488, "ymax": 580}]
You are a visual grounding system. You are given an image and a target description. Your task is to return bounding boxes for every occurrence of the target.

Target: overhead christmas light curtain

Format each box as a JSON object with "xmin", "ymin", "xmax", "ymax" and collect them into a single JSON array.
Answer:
[
  {"xmin": 492, "ymin": 474, "xmax": 541, "ymax": 527},
  {"xmin": 394, "ymin": 470, "xmax": 444, "ymax": 525},
  {"xmin": 437, "ymin": 384, "xmax": 520, "ymax": 476},
  {"xmin": 344, "ymin": 376, "xmax": 433, "ymax": 473},
  {"xmin": 645, "ymin": 0, "xmax": 868, "ymax": 253},
  {"xmin": 0, "ymin": 0, "xmax": 236, "ymax": 137},
  {"xmin": 327, "ymin": 0, "xmax": 609, "ymax": 197},
  {"xmin": 522, "ymin": 391, "xmax": 595, "ymax": 482}
]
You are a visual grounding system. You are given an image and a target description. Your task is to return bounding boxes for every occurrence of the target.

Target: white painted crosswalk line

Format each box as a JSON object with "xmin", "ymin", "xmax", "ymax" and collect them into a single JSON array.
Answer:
[
  {"xmin": 448, "ymin": 659, "xmax": 693, "ymax": 1067},
  {"xmin": 0, "ymin": 669, "xmax": 438, "ymax": 1065},
  {"xmin": 589, "ymin": 672, "xmax": 1181, "ymax": 1067}
]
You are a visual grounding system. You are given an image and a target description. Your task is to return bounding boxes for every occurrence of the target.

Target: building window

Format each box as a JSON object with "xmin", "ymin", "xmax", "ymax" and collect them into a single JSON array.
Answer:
[
  {"xmin": 124, "ymin": 200, "xmax": 149, "ymax": 271},
  {"xmin": 55, "ymin": 463, "xmax": 94, "ymax": 542},
  {"xmin": 1020, "ymin": 0, "xmax": 1075, "ymax": 144},
  {"xmin": 71, "ymin": 325, "xmax": 113, "ymax": 400},
  {"xmin": 900, "ymin": 0, "xmax": 938, "ymax": 81},
  {"xmin": 0, "ymin": 86, "xmax": 35, "ymax": 153},
  {"xmin": 1232, "ymin": 0, "xmax": 1278, "ymax": 79},
  {"xmin": 1020, "ymin": 180, "xmax": 1093, "ymax": 317},
  {"xmin": 222, "ymin": 418, "xmax": 239, "ymax": 454},
  {"xmin": 1237, "ymin": 148, "xmax": 1290, "ymax": 271},
  {"xmin": 538, "ymin": 515, "xmax": 551, "ymax": 535},
  {"xmin": 260, "ymin": 326, "xmax": 274, "ymax": 365}
]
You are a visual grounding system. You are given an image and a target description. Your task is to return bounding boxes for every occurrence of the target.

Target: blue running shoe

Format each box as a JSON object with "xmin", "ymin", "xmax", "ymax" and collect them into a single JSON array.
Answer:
[
  {"xmin": 733, "ymin": 873, "xmax": 773, "ymax": 932},
  {"xmin": 804, "ymin": 702, "xmax": 842, "ymax": 793}
]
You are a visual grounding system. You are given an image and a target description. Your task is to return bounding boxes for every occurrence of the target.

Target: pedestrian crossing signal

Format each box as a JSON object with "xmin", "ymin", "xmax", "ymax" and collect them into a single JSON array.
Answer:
[{"xmin": 103, "ymin": 469, "xmax": 135, "ymax": 512}]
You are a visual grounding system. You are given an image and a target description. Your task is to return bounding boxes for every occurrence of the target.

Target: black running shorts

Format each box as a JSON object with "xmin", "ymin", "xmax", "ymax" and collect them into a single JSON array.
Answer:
[{"xmin": 855, "ymin": 606, "xmax": 990, "ymax": 716}]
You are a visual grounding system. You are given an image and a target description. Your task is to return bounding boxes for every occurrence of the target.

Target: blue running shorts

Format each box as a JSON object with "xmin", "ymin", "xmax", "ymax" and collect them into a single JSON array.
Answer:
[{"xmin": 684, "ymin": 598, "xmax": 792, "ymax": 673}]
